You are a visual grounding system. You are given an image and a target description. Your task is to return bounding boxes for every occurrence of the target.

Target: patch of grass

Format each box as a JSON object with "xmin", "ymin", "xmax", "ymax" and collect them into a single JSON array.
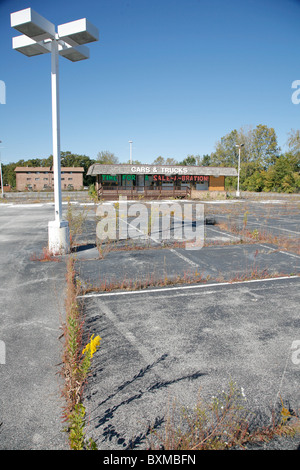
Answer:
[
  {"xmin": 82, "ymin": 270, "xmax": 209, "ymax": 295},
  {"xmin": 216, "ymin": 221, "xmax": 300, "ymax": 255},
  {"xmin": 80, "ymin": 265, "xmax": 298, "ymax": 296},
  {"xmin": 149, "ymin": 382, "xmax": 299, "ymax": 450},
  {"xmin": 66, "ymin": 200, "xmax": 91, "ymax": 250},
  {"xmin": 60, "ymin": 256, "xmax": 100, "ymax": 450},
  {"xmin": 30, "ymin": 247, "xmax": 61, "ymax": 262}
]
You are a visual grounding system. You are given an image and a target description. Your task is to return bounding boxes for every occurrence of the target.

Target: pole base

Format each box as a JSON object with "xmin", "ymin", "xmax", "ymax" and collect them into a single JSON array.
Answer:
[{"xmin": 48, "ymin": 220, "xmax": 70, "ymax": 255}]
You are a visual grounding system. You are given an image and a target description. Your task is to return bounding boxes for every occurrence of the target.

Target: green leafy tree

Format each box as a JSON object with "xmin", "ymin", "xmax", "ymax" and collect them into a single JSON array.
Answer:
[
  {"xmin": 281, "ymin": 173, "xmax": 296, "ymax": 193},
  {"xmin": 294, "ymin": 172, "xmax": 300, "ymax": 190},
  {"xmin": 179, "ymin": 155, "xmax": 197, "ymax": 165},
  {"xmin": 261, "ymin": 154, "xmax": 296, "ymax": 192},
  {"xmin": 165, "ymin": 157, "xmax": 178, "ymax": 165},
  {"xmin": 199, "ymin": 154, "xmax": 211, "ymax": 166},
  {"xmin": 211, "ymin": 129, "xmax": 240, "ymax": 167},
  {"xmin": 286, "ymin": 129, "xmax": 300, "ymax": 160},
  {"xmin": 3, "ymin": 151, "xmax": 95, "ymax": 188},
  {"xmin": 97, "ymin": 151, "xmax": 118, "ymax": 165},
  {"xmin": 251, "ymin": 124, "xmax": 280, "ymax": 168},
  {"xmin": 152, "ymin": 156, "xmax": 165, "ymax": 165},
  {"xmin": 242, "ymin": 171, "xmax": 266, "ymax": 192},
  {"xmin": 125, "ymin": 159, "xmax": 142, "ymax": 164},
  {"xmin": 2, "ymin": 163, "xmax": 17, "ymax": 187},
  {"xmin": 60, "ymin": 151, "xmax": 95, "ymax": 185}
]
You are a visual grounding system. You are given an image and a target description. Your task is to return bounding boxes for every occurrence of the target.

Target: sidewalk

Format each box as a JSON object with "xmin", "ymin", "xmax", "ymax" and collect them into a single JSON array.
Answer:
[{"xmin": 0, "ymin": 204, "xmax": 69, "ymax": 450}]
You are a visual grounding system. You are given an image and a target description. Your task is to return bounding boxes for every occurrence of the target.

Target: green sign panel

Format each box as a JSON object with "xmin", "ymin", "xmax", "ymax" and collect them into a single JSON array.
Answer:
[{"xmin": 102, "ymin": 174, "xmax": 149, "ymax": 181}]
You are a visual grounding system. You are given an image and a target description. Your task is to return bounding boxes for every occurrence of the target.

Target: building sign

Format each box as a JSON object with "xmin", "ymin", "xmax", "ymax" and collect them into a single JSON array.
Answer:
[
  {"xmin": 153, "ymin": 175, "xmax": 209, "ymax": 182},
  {"xmin": 131, "ymin": 166, "xmax": 189, "ymax": 174},
  {"xmin": 88, "ymin": 163, "xmax": 238, "ymax": 178},
  {"xmin": 102, "ymin": 174, "xmax": 149, "ymax": 181},
  {"xmin": 102, "ymin": 173, "xmax": 209, "ymax": 182}
]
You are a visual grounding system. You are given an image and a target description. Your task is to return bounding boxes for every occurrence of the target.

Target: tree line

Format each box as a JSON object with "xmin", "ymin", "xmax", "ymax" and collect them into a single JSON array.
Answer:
[
  {"xmin": 2, "ymin": 151, "xmax": 96, "ymax": 188},
  {"xmin": 96, "ymin": 126, "xmax": 300, "ymax": 193},
  {"xmin": 2, "ymin": 125, "xmax": 300, "ymax": 193}
]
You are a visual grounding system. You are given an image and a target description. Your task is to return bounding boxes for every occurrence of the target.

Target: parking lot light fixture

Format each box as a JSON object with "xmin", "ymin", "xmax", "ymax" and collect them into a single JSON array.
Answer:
[
  {"xmin": 129, "ymin": 141, "xmax": 133, "ymax": 164},
  {"xmin": 10, "ymin": 7, "xmax": 99, "ymax": 254},
  {"xmin": 235, "ymin": 143, "xmax": 244, "ymax": 198}
]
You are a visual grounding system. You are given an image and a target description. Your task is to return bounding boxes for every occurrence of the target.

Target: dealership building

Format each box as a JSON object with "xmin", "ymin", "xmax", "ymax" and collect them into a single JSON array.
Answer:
[{"xmin": 87, "ymin": 163, "xmax": 237, "ymax": 199}]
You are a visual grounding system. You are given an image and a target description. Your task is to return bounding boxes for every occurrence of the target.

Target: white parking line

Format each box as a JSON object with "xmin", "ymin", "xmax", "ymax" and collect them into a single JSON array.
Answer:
[
  {"xmin": 77, "ymin": 275, "xmax": 299, "ymax": 299},
  {"xmin": 97, "ymin": 300, "xmax": 156, "ymax": 366},
  {"xmin": 216, "ymin": 214, "xmax": 300, "ymax": 235},
  {"xmin": 168, "ymin": 248, "xmax": 200, "ymax": 268},
  {"xmin": 247, "ymin": 221, "xmax": 300, "ymax": 235},
  {"xmin": 120, "ymin": 215, "xmax": 202, "ymax": 268},
  {"xmin": 259, "ymin": 244, "xmax": 300, "ymax": 260},
  {"xmin": 206, "ymin": 226, "xmax": 239, "ymax": 240}
]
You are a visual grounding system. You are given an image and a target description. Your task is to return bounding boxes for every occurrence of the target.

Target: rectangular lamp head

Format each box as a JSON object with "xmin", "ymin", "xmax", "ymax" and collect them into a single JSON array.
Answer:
[
  {"xmin": 57, "ymin": 18, "xmax": 99, "ymax": 46},
  {"xmin": 12, "ymin": 34, "xmax": 51, "ymax": 56},
  {"xmin": 59, "ymin": 44, "xmax": 90, "ymax": 62},
  {"xmin": 11, "ymin": 8, "xmax": 55, "ymax": 41}
]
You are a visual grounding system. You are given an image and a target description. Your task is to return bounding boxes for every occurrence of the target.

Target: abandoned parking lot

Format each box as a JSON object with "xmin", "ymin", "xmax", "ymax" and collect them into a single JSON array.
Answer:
[{"xmin": 0, "ymin": 196, "xmax": 299, "ymax": 450}]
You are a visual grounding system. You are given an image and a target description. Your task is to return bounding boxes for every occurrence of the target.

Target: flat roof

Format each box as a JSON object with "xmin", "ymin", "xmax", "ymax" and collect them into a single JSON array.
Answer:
[{"xmin": 87, "ymin": 163, "xmax": 238, "ymax": 177}]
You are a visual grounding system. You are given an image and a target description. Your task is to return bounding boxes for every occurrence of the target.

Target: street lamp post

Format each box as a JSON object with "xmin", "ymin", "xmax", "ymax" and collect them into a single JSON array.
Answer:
[
  {"xmin": 11, "ymin": 8, "xmax": 99, "ymax": 254},
  {"xmin": 129, "ymin": 140, "xmax": 133, "ymax": 164},
  {"xmin": 235, "ymin": 143, "xmax": 244, "ymax": 198}
]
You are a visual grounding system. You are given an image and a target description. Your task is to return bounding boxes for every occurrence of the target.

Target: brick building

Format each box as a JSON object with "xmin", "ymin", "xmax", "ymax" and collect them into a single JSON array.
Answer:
[{"xmin": 14, "ymin": 167, "xmax": 84, "ymax": 191}]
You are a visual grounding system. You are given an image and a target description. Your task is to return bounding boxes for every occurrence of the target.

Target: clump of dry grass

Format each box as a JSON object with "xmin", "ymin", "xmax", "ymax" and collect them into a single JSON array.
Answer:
[
  {"xmin": 66, "ymin": 201, "xmax": 90, "ymax": 250},
  {"xmin": 60, "ymin": 256, "xmax": 99, "ymax": 450},
  {"xmin": 149, "ymin": 382, "xmax": 299, "ymax": 450},
  {"xmin": 60, "ymin": 256, "xmax": 85, "ymax": 412},
  {"xmin": 82, "ymin": 269, "xmax": 209, "ymax": 295},
  {"xmin": 30, "ymin": 246, "xmax": 61, "ymax": 262},
  {"xmin": 216, "ymin": 221, "xmax": 300, "ymax": 255}
]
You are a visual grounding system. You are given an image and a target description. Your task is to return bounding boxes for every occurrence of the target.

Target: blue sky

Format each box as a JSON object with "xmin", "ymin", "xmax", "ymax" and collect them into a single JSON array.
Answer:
[{"xmin": 1, "ymin": 0, "xmax": 300, "ymax": 164}]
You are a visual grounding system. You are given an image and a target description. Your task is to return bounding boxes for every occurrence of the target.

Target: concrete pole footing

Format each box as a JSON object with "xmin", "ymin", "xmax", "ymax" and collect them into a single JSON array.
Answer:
[{"xmin": 48, "ymin": 220, "xmax": 70, "ymax": 255}]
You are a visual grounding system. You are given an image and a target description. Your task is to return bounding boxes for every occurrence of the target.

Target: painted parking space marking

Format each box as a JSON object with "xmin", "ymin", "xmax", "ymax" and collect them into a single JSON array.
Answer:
[{"xmin": 77, "ymin": 275, "xmax": 299, "ymax": 299}]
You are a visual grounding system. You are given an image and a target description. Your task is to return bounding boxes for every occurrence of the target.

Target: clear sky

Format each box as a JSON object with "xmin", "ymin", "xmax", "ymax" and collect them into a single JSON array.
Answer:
[{"xmin": 1, "ymin": 0, "xmax": 300, "ymax": 164}]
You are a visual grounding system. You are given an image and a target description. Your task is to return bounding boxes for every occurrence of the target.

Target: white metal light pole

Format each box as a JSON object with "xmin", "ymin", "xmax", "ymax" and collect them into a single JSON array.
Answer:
[
  {"xmin": 11, "ymin": 8, "xmax": 99, "ymax": 254},
  {"xmin": 235, "ymin": 143, "xmax": 244, "ymax": 197},
  {"xmin": 129, "ymin": 140, "xmax": 133, "ymax": 164}
]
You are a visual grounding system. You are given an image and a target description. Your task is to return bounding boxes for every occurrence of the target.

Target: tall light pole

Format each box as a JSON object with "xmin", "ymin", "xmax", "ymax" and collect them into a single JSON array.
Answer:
[
  {"xmin": 235, "ymin": 143, "xmax": 244, "ymax": 197},
  {"xmin": 129, "ymin": 140, "xmax": 133, "ymax": 164},
  {"xmin": 11, "ymin": 8, "xmax": 99, "ymax": 254}
]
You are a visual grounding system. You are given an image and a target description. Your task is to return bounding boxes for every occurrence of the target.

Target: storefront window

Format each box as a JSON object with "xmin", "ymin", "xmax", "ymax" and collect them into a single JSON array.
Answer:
[{"xmin": 98, "ymin": 173, "xmax": 210, "ymax": 191}]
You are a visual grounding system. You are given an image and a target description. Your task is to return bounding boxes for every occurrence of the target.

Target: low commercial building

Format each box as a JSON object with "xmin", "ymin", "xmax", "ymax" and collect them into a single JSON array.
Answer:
[
  {"xmin": 87, "ymin": 163, "xmax": 237, "ymax": 199},
  {"xmin": 14, "ymin": 166, "xmax": 84, "ymax": 191}
]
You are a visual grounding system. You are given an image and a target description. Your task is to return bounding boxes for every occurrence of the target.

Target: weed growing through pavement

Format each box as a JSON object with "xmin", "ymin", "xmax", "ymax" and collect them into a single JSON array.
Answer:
[
  {"xmin": 149, "ymin": 381, "xmax": 299, "ymax": 450},
  {"xmin": 80, "ymin": 264, "xmax": 296, "ymax": 296},
  {"xmin": 60, "ymin": 256, "xmax": 100, "ymax": 450},
  {"xmin": 81, "ymin": 270, "xmax": 209, "ymax": 295},
  {"xmin": 30, "ymin": 246, "xmax": 61, "ymax": 262},
  {"xmin": 66, "ymin": 200, "xmax": 91, "ymax": 250},
  {"xmin": 216, "ymin": 221, "xmax": 300, "ymax": 255}
]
